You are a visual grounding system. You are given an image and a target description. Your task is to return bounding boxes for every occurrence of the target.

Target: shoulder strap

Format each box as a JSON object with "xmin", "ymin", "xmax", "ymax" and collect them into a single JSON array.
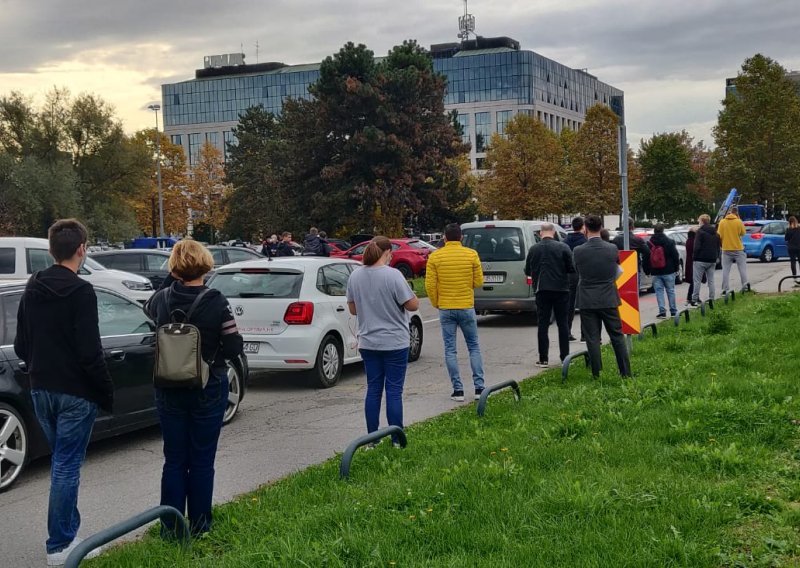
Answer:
[{"xmin": 185, "ymin": 288, "xmax": 211, "ymax": 323}]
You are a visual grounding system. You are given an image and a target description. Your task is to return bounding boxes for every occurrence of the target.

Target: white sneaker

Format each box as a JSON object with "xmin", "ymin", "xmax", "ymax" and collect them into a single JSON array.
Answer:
[{"xmin": 47, "ymin": 538, "xmax": 102, "ymax": 566}]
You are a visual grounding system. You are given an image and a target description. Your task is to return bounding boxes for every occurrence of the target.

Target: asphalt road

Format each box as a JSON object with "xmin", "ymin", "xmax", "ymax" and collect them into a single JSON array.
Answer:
[{"xmin": 1, "ymin": 259, "xmax": 790, "ymax": 566}]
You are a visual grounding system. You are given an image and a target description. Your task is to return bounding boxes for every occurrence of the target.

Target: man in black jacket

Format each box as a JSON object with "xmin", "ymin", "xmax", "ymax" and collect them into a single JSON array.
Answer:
[
  {"xmin": 649, "ymin": 224, "xmax": 681, "ymax": 318},
  {"xmin": 303, "ymin": 227, "xmax": 326, "ymax": 256},
  {"xmin": 276, "ymin": 231, "xmax": 295, "ymax": 257},
  {"xmin": 525, "ymin": 222, "xmax": 575, "ymax": 367},
  {"xmin": 691, "ymin": 214, "xmax": 720, "ymax": 305},
  {"xmin": 613, "ymin": 218, "xmax": 651, "ymax": 280},
  {"xmin": 14, "ymin": 219, "xmax": 112, "ymax": 564},
  {"xmin": 563, "ymin": 217, "xmax": 587, "ymax": 341}
]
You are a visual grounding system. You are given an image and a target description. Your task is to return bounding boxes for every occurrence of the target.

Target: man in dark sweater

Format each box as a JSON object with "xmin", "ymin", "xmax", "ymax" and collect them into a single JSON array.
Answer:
[
  {"xmin": 691, "ymin": 214, "xmax": 720, "ymax": 305},
  {"xmin": 14, "ymin": 219, "xmax": 112, "ymax": 565},
  {"xmin": 563, "ymin": 216, "xmax": 587, "ymax": 341},
  {"xmin": 648, "ymin": 224, "xmax": 681, "ymax": 318},
  {"xmin": 276, "ymin": 231, "xmax": 295, "ymax": 257},
  {"xmin": 525, "ymin": 222, "xmax": 575, "ymax": 367}
]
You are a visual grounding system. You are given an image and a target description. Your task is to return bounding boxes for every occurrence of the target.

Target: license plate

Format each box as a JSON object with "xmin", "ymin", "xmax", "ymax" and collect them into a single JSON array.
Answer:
[
  {"xmin": 484, "ymin": 274, "xmax": 504, "ymax": 284},
  {"xmin": 244, "ymin": 342, "xmax": 260, "ymax": 354}
]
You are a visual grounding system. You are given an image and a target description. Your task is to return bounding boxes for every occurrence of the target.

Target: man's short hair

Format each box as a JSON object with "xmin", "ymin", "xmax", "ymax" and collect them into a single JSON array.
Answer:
[
  {"xmin": 730, "ymin": 206, "xmax": 738, "ymax": 215},
  {"xmin": 540, "ymin": 222, "xmax": 555, "ymax": 232},
  {"xmin": 282, "ymin": 231, "xmax": 292, "ymax": 238},
  {"xmin": 319, "ymin": 231, "xmax": 327, "ymax": 239},
  {"xmin": 698, "ymin": 214, "xmax": 711, "ymax": 225},
  {"xmin": 600, "ymin": 229, "xmax": 611, "ymax": 241},
  {"xmin": 654, "ymin": 224, "xmax": 665, "ymax": 234},
  {"xmin": 49, "ymin": 219, "xmax": 88, "ymax": 263},
  {"xmin": 444, "ymin": 223, "xmax": 462, "ymax": 242},
  {"xmin": 585, "ymin": 215, "xmax": 603, "ymax": 233},
  {"xmin": 309, "ymin": 227, "xmax": 319, "ymax": 235},
  {"xmin": 627, "ymin": 217, "xmax": 635, "ymax": 230},
  {"xmin": 571, "ymin": 217, "xmax": 584, "ymax": 231}
]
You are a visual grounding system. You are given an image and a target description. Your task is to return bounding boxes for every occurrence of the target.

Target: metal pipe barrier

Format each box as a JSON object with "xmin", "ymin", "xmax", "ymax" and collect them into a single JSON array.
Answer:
[
  {"xmin": 637, "ymin": 322, "xmax": 658, "ymax": 340},
  {"xmin": 476, "ymin": 380, "xmax": 521, "ymax": 417},
  {"xmin": 778, "ymin": 276, "xmax": 800, "ymax": 293},
  {"xmin": 722, "ymin": 290, "xmax": 735, "ymax": 304},
  {"xmin": 561, "ymin": 350, "xmax": 590, "ymax": 383},
  {"xmin": 673, "ymin": 308, "xmax": 690, "ymax": 326},
  {"xmin": 340, "ymin": 426, "xmax": 407, "ymax": 480},
  {"xmin": 65, "ymin": 505, "xmax": 189, "ymax": 568}
]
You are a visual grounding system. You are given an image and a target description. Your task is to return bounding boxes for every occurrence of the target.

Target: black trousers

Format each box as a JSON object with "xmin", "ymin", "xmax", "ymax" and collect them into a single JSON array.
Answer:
[
  {"xmin": 567, "ymin": 273, "xmax": 579, "ymax": 333},
  {"xmin": 579, "ymin": 308, "xmax": 631, "ymax": 378},
  {"xmin": 790, "ymin": 249, "xmax": 800, "ymax": 276},
  {"xmin": 536, "ymin": 290, "xmax": 570, "ymax": 363}
]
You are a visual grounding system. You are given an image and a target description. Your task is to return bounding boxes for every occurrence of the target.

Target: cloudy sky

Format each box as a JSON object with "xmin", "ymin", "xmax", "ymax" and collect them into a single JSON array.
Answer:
[{"xmin": 1, "ymin": 0, "xmax": 798, "ymax": 148}]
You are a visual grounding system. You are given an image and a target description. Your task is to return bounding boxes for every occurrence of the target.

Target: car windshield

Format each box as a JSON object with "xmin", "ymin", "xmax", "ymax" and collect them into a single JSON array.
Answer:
[
  {"xmin": 463, "ymin": 227, "xmax": 525, "ymax": 262},
  {"xmin": 84, "ymin": 257, "xmax": 106, "ymax": 271},
  {"xmin": 745, "ymin": 226, "xmax": 764, "ymax": 234},
  {"xmin": 209, "ymin": 270, "xmax": 303, "ymax": 298}
]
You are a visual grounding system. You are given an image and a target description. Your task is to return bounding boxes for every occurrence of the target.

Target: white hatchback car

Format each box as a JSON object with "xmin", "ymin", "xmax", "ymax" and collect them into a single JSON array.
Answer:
[
  {"xmin": 0, "ymin": 237, "xmax": 154, "ymax": 302},
  {"xmin": 208, "ymin": 257, "xmax": 424, "ymax": 387}
]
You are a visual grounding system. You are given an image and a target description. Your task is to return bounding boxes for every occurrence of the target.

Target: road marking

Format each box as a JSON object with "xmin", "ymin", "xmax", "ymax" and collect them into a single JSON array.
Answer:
[{"xmin": 423, "ymin": 318, "xmax": 440, "ymax": 325}]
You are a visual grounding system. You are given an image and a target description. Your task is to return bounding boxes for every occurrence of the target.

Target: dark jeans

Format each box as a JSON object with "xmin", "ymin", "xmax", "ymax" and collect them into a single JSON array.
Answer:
[
  {"xmin": 790, "ymin": 249, "xmax": 800, "ymax": 276},
  {"xmin": 155, "ymin": 370, "xmax": 228, "ymax": 537},
  {"xmin": 580, "ymin": 308, "xmax": 631, "ymax": 378},
  {"xmin": 567, "ymin": 273, "xmax": 579, "ymax": 332},
  {"xmin": 360, "ymin": 348, "xmax": 409, "ymax": 443},
  {"xmin": 535, "ymin": 290, "xmax": 570, "ymax": 362},
  {"xmin": 30, "ymin": 389, "xmax": 98, "ymax": 554}
]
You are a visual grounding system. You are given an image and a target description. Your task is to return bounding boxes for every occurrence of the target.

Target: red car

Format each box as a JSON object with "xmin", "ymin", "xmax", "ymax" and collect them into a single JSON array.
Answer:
[{"xmin": 332, "ymin": 238, "xmax": 435, "ymax": 278}]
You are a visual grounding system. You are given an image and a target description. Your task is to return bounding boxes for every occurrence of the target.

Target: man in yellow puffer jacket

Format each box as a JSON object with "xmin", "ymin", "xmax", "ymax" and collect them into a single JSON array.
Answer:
[
  {"xmin": 425, "ymin": 223, "xmax": 485, "ymax": 402},
  {"xmin": 718, "ymin": 207, "xmax": 749, "ymax": 293}
]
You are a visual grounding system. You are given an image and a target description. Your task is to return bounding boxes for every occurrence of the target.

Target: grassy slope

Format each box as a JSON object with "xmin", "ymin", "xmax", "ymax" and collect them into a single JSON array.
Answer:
[{"xmin": 91, "ymin": 294, "xmax": 800, "ymax": 567}]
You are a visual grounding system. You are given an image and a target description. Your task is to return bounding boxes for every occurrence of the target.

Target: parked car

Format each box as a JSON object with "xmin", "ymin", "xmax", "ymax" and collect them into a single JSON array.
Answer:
[
  {"xmin": 743, "ymin": 220, "xmax": 789, "ymax": 262},
  {"xmin": 0, "ymin": 237, "xmax": 154, "ymax": 302},
  {"xmin": 325, "ymin": 239, "xmax": 351, "ymax": 253},
  {"xmin": 0, "ymin": 281, "xmax": 250, "ymax": 492},
  {"xmin": 460, "ymin": 220, "xmax": 568, "ymax": 320},
  {"xmin": 207, "ymin": 257, "xmax": 423, "ymax": 388},
  {"xmin": 633, "ymin": 231, "xmax": 687, "ymax": 290},
  {"xmin": 207, "ymin": 246, "xmax": 265, "ymax": 267},
  {"xmin": 332, "ymin": 239, "xmax": 434, "ymax": 278},
  {"xmin": 89, "ymin": 249, "xmax": 171, "ymax": 289}
]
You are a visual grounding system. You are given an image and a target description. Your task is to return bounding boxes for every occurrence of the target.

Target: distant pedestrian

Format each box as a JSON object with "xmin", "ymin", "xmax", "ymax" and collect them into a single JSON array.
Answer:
[
  {"xmin": 785, "ymin": 216, "xmax": 800, "ymax": 283},
  {"xmin": 600, "ymin": 228, "xmax": 611, "ymax": 242},
  {"xmin": 564, "ymin": 216, "xmax": 587, "ymax": 342},
  {"xmin": 346, "ymin": 237, "xmax": 419, "ymax": 446},
  {"xmin": 276, "ymin": 231, "xmax": 295, "ymax": 257},
  {"xmin": 718, "ymin": 206, "xmax": 749, "ymax": 293},
  {"xmin": 14, "ymin": 219, "xmax": 112, "ymax": 565},
  {"xmin": 144, "ymin": 240, "xmax": 244, "ymax": 538},
  {"xmin": 425, "ymin": 223, "xmax": 485, "ymax": 402},
  {"xmin": 525, "ymin": 222, "xmax": 575, "ymax": 367},
  {"xmin": 303, "ymin": 227, "xmax": 326, "ymax": 256},
  {"xmin": 648, "ymin": 224, "xmax": 681, "ymax": 319},
  {"xmin": 692, "ymin": 214, "xmax": 720, "ymax": 306},
  {"xmin": 684, "ymin": 228, "xmax": 696, "ymax": 305},
  {"xmin": 318, "ymin": 230, "xmax": 332, "ymax": 257},
  {"xmin": 613, "ymin": 218, "xmax": 651, "ymax": 283},
  {"xmin": 261, "ymin": 234, "xmax": 278, "ymax": 257},
  {"xmin": 573, "ymin": 215, "xmax": 632, "ymax": 379}
]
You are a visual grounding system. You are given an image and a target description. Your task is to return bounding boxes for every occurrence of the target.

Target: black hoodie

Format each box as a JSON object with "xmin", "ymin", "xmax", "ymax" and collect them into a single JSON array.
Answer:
[
  {"xmin": 693, "ymin": 223, "xmax": 720, "ymax": 263},
  {"xmin": 14, "ymin": 265, "xmax": 114, "ymax": 411}
]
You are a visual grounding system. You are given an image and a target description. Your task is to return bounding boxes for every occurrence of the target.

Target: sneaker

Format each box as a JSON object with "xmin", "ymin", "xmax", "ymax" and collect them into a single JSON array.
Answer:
[
  {"xmin": 392, "ymin": 442, "xmax": 402, "ymax": 449},
  {"xmin": 656, "ymin": 313, "xmax": 667, "ymax": 319},
  {"xmin": 451, "ymin": 390, "xmax": 465, "ymax": 402},
  {"xmin": 364, "ymin": 441, "xmax": 380, "ymax": 451},
  {"xmin": 670, "ymin": 312, "xmax": 678, "ymax": 318},
  {"xmin": 689, "ymin": 301, "xmax": 700, "ymax": 307},
  {"xmin": 47, "ymin": 538, "xmax": 102, "ymax": 566},
  {"xmin": 535, "ymin": 360, "xmax": 550, "ymax": 368},
  {"xmin": 569, "ymin": 334, "xmax": 578, "ymax": 341},
  {"xmin": 474, "ymin": 388, "xmax": 485, "ymax": 400},
  {"xmin": 579, "ymin": 337, "xmax": 587, "ymax": 343}
]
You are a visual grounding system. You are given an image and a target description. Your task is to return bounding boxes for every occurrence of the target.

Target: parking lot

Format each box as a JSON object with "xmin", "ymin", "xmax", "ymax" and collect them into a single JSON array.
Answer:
[{"xmin": 0, "ymin": 259, "xmax": 790, "ymax": 566}]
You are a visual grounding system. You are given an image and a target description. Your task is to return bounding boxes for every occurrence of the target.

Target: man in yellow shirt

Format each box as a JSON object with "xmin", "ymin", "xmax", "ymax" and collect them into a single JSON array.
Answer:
[
  {"xmin": 425, "ymin": 223, "xmax": 485, "ymax": 402},
  {"xmin": 718, "ymin": 206, "xmax": 749, "ymax": 294}
]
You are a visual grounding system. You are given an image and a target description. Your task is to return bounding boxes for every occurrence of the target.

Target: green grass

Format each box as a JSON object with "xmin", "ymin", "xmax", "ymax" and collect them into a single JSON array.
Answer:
[
  {"xmin": 410, "ymin": 276, "xmax": 427, "ymax": 298},
  {"xmin": 91, "ymin": 293, "xmax": 800, "ymax": 567}
]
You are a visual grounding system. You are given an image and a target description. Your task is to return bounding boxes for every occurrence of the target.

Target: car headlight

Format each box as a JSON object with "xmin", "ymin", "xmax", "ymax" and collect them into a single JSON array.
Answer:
[{"xmin": 123, "ymin": 280, "xmax": 153, "ymax": 291}]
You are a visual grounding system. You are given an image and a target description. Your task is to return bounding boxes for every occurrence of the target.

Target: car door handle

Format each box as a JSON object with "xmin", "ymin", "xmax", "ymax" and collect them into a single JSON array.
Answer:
[
  {"xmin": 336, "ymin": 306, "xmax": 346, "ymax": 312},
  {"xmin": 109, "ymin": 349, "xmax": 126, "ymax": 361}
]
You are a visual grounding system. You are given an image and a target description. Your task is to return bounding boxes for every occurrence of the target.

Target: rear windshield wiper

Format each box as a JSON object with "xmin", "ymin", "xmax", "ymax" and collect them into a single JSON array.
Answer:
[{"xmin": 238, "ymin": 292, "xmax": 276, "ymax": 297}]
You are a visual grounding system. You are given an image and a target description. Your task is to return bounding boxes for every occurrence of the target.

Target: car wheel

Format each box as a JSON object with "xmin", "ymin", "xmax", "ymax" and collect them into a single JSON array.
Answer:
[
  {"xmin": 408, "ymin": 317, "xmax": 423, "ymax": 362},
  {"xmin": 395, "ymin": 262, "xmax": 413, "ymax": 279},
  {"xmin": 223, "ymin": 361, "xmax": 243, "ymax": 425},
  {"xmin": 675, "ymin": 261, "xmax": 684, "ymax": 285},
  {"xmin": 760, "ymin": 246, "xmax": 774, "ymax": 263},
  {"xmin": 309, "ymin": 334, "xmax": 343, "ymax": 388},
  {"xmin": 0, "ymin": 403, "xmax": 29, "ymax": 493}
]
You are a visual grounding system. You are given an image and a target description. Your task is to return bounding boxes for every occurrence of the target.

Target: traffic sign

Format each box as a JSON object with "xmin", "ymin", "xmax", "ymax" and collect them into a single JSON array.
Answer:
[{"xmin": 616, "ymin": 250, "xmax": 641, "ymax": 334}]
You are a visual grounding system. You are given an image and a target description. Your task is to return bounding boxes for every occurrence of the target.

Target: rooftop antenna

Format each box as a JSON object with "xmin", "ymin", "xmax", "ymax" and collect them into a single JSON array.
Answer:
[{"xmin": 458, "ymin": 0, "xmax": 475, "ymax": 43}]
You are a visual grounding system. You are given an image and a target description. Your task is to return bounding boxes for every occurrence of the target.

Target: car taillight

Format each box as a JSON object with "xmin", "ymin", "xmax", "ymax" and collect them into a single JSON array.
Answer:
[
  {"xmin": 414, "ymin": 250, "xmax": 427, "ymax": 256},
  {"xmin": 750, "ymin": 233, "xmax": 764, "ymax": 240},
  {"xmin": 526, "ymin": 276, "xmax": 533, "ymax": 286},
  {"xmin": 284, "ymin": 302, "xmax": 314, "ymax": 325}
]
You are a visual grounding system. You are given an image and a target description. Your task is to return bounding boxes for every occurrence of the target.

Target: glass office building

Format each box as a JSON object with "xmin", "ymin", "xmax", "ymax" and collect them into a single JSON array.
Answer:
[{"xmin": 162, "ymin": 36, "xmax": 622, "ymax": 170}]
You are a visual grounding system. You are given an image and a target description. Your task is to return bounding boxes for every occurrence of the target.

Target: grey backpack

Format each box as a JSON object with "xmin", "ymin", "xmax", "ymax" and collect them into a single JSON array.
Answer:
[{"xmin": 153, "ymin": 288, "xmax": 211, "ymax": 389}]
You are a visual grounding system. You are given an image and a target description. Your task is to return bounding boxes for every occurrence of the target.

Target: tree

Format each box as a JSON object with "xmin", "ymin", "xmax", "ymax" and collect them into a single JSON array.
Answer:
[
  {"xmin": 478, "ymin": 114, "xmax": 562, "ymax": 219},
  {"xmin": 632, "ymin": 132, "xmax": 703, "ymax": 225},
  {"xmin": 190, "ymin": 142, "xmax": 231, "ymax": 243},
  {"xmin": 710, "ymin": 54, "xmax": 800, "ymax": 214},
  {"xmin": 571, "ymin": 104, "xmax": 621, "ymax": 217}
]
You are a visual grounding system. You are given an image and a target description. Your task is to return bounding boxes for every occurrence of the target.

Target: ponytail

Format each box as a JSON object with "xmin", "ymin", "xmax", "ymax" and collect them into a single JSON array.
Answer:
[{"xmin": 362, "ymin": 236, "xmax": 392, "ymax": 266}]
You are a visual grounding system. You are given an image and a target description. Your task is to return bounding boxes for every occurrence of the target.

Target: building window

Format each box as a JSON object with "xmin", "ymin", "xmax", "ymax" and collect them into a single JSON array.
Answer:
[
  {"xmin": 223, "ymin": 131, "xmax": 236, "ymax": 162},
  {"xmin": 188, "ymin": 133, "xmax": 201, "ymax": 166},
  {"xmin": 456, "ymin": 113, "xmax": 470, "ymax": 149},
  {"xmin": 173, "ymin": 94, "xmax": 180, "ymax": 105},
  {"xmin": 206, "ymin": 131, "xmax": 220, "ymax": 149},
  {"xmin": 475, "ymin": 112, "xmax": 490, "ymax": 153},
  {"xmin": 496, "ymin": 110, "xmax": 512, "ymax": 137},
  {"xmin": 170, "ymin": 134, "xmax": 182, "ymax": 146},
  {"xmin": 476, "ymin": 157, "xmax": 487, "ymax": 170}
]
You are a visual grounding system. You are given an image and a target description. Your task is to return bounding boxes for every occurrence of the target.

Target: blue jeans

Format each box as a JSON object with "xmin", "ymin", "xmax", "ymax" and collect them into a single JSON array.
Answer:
[
  {"xmin": 30, "ymin": 390, "xmax": 98, "ymax": 554},
  {"xmin": 652, "ymin": 273, "xmax": 677, "ymax": 316},
  {"xmin": 439, "ymin": 308, "xmax": 485, "ymax": 392},
  {"xmin": 360, "ymin": 348, "xmax": 408, "ymax": 443},
  {"xmin": 155, "ymin": 370, "xmax": 228, "ymax": 536}
]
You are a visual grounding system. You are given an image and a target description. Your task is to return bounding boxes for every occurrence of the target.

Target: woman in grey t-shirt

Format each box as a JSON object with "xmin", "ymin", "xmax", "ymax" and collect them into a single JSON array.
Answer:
[{"xmin": 346, "ymin": 236, "xmax": 419, "ymax": 445}]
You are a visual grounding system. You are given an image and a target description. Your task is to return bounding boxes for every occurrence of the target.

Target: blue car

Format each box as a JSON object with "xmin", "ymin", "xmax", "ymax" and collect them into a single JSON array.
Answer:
[{"xmin": 742, "ymin": 220, "xmax": 789, "ymax": 262}]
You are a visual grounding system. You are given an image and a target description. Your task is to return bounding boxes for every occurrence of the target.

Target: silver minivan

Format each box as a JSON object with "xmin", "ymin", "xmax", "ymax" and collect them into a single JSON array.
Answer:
[{"xmin": 461, "ymin": 220, "xmax": 568, "ymax": 319}]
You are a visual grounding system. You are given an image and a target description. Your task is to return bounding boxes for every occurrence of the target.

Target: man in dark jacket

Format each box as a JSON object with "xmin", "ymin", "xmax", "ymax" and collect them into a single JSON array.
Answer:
[
  {"xmin": 574, "ymin": 215, "xmax": 631, "ymax": 379},
  {"xmin": 648, "ymin": 224, "xmax": 681, "ymax": 318},
  {"xmin": 276, "ymin": 231, "xmax": 295, "ymax": 257},
  {"xmin": 613, "ymin": 218, "xmax": 651, "ymax": 279},
  {"xmin": 303, "ymin": 227, "xmax": 326, "ymax": 256},
  {"xmin": 691, "ymin": 214, "xmax": 720, "ymax": 305},
  {"xmin": 14, "ymin": 219, "xmax": 112, "ymax": 564},
  {"xmin": 525, "ymin": 222, "xmax": 575, "ymax": 367},
  {"xmin": 563, "ymin": 217, "xmax": 587, "ymax": 341}
]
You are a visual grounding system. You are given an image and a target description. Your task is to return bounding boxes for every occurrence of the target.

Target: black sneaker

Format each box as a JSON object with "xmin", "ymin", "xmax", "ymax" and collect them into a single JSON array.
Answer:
[
  {"xmin": 689, "ymin": 301, "xmax": 700, "ymax": 307},
  {"xmin": 474, "ymin": 388, "xmax": 485, "ymax": 400},
  {"xmin": 451, "ymin": 390, "xmax": 465, "ymax": 402},
  {"xmin": 535, "ymin": 360, "xmax": 550, "ymax": 368},
  {"xmin": 656, "ymin": 313, "xmax": 667, "ymax": 319},
  {"xmin": 579, "ymin": 337, "xmax": 587, "ymax": 343},
  {"xmin": 569, "ymin": 335, "xmax": 578, "ymax": 341}
]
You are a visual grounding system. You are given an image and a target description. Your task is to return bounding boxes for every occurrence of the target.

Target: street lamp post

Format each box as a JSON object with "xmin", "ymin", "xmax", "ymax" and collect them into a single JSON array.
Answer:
[{"xmin": 147, "ymin": 103, "xmax": 165, "ymax": 237}]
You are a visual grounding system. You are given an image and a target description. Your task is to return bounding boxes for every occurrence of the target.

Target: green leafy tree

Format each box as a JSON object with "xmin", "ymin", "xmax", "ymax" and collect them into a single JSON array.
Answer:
[
  {"xmin": 571, "ymin": 104, "xmax": 621, "ymax": 217},
  {"xmin": 710, "ymin": 54, "xmax": 800, "ymax": 213},
  {"xmin": 190, "ymin": 142, "xmax": 231, "ymax": 243}
]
